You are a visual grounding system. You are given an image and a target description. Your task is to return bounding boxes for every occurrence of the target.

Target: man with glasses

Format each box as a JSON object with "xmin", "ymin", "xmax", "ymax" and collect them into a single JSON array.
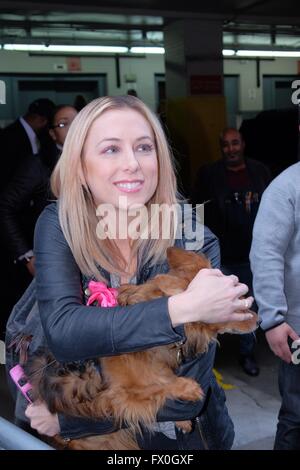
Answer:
[
  {"xmin": 49, "ymin": 105, "xmax": 78, "ymax": 153},
  {"xmin": 39, "ymin": 105, "xmax": 78, "ymax": 170}
]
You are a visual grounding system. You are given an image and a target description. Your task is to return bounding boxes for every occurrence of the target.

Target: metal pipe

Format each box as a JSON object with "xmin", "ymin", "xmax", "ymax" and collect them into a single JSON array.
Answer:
[{"xmin": 0, "ymin": 417, "xmax": 54, "ymax": 450}]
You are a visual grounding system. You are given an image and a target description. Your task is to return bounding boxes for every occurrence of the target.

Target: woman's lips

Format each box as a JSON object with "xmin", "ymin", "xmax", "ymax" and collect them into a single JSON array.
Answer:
[{"xmin": 114, "ymin": 180, "xmax": 144, "ymax": 193}]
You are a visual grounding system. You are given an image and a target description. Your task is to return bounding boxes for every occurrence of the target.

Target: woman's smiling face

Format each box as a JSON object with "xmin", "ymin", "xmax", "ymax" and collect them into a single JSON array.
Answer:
[{"xmin": 83, "ymin": 107, "xmax": 158, "ymax": 212}]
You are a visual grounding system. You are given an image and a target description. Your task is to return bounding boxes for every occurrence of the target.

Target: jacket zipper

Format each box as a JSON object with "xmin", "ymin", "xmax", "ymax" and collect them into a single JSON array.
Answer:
[
  {"xmin": 195, "ymin": 416, "xmax": 209, "ymax": 450},
  {"xmin": 175, "ymin": 340, "xmax": 185, "ymax": 366}
]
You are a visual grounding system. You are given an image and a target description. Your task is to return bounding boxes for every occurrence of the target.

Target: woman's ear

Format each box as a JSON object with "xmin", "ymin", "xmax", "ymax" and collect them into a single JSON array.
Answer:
[{"xmin": 78, "ymin": 159, "xmax": 87, "ymax": 186}]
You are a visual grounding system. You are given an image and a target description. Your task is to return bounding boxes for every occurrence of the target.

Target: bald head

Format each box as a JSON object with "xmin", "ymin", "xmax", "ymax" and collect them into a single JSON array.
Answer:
[{"xmin": 220, "ymin": 128, "xmax": 245, "ymax": 168}]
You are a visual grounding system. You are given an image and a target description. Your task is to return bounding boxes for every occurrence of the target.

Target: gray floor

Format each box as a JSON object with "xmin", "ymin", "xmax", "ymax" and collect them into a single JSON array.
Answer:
[
  {"xmin": 215, "ymin": 330, "xmax": 280, "ymax": 450},
  {"xmin": 0, "ymin": 330, "xmax": 280, "ymax": 450}
]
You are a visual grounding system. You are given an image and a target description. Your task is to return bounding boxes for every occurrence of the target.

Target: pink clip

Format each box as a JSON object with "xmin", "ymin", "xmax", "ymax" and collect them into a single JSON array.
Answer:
[
  {"xmin": 86, "ymin": 281, "xmax": 118, "ymax": 307},
  {"xmin": 9, "ymin": 364, "xmax": 33, "ymax": 403}
]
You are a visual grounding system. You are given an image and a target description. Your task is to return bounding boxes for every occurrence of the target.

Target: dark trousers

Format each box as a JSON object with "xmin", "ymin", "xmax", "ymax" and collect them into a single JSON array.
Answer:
[
  {"xmin": 222, "ymin": 262, "xmax": 257, "ymax": 356},
  {"xmin": 274, "ymin": 359, "xmax": 300, "ymax": 450}
]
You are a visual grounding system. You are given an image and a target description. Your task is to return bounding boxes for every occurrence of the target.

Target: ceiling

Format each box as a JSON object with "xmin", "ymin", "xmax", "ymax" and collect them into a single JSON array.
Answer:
[{"xmin": 0, "ymin": 1, "xmax": 300, "ymax": 52}]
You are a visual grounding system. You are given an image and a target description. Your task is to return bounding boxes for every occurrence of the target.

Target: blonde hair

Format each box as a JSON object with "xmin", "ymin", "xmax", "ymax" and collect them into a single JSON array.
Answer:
[{"xmin": 51, "ymin": 95, "xmax": 178, "ymax": 279}]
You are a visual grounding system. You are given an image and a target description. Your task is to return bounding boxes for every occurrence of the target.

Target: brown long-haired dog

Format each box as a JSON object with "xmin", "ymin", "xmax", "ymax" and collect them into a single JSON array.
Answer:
[{"xmin": 25, "ymin": 247, "xmax": 257, "ymax": 450}]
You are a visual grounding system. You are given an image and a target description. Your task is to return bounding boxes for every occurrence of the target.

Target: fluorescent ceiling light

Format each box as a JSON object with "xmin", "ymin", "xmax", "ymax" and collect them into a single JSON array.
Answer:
[
  {"xmin": 236, "ymin": 50, "xmax": 300, "ymax": 58},
  {"xmin": 222, "ymin": 49, "xmax": 235, "ymax": 56},
  {"xmin": 222, "ymin": 49, "xmax": 300, "ymax": 58},
  {"xmin": 4, "ymin": 44, "xmax": 46, "ymax": 51},
  {"xmin": 130, "ymin": 47, "xmax": 165, "ymax": 54},
  {"xmin": 3, "ymin": 44, "xmax": 129, "ymax": 53}
]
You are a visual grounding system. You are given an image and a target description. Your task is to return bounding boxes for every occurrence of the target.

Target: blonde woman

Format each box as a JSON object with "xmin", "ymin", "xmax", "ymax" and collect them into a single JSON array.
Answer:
[{"xmin": 25, "ymin": 96, "xmax": 253, "ymax": 449}]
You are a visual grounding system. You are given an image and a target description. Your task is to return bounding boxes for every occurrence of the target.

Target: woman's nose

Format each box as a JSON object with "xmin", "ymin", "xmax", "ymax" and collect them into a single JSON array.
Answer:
[{"xmin": 123, "ymin": 149, "xmax": 139, "ymax": 171}]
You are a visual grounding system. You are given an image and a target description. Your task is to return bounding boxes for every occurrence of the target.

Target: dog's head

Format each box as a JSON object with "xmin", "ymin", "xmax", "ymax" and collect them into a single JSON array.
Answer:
[{"xmin": 166, "ymin": 246, "xmax": 210, "ymax": 281}]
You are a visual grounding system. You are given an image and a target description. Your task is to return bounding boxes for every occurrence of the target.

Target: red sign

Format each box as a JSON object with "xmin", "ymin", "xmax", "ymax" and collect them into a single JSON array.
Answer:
[
  {"xmin": 67, "ymin": 57, "xmax": 82, "ymax": 72},
  {"xmin": 190, "ymin": 75, "xmax": 223, "ymax": 95}
]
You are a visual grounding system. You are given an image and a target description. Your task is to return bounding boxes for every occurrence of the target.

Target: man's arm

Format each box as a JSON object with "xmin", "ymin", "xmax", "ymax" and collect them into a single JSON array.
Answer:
[{"xmin": 250, "ymin": 179, "xmax": 299, "ymax": 361}]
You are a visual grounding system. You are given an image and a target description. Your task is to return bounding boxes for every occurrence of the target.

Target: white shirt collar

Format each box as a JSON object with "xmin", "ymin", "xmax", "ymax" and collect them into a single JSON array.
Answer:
[{"xmin": 19, "ymin": 117, "xmax": 40, "ymax": 155}]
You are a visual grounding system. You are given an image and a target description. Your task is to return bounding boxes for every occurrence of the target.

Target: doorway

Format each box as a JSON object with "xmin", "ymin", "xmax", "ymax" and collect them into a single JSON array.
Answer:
[{"xmin": 0, "ymin": 74, "xmax": 106, "ymax": 126}]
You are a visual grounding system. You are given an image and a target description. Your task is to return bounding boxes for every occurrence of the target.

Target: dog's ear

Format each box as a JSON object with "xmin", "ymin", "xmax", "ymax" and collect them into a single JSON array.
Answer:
[
  {"xmin": 118, "ymin": 284, "xmax": 164, "ymax": 305},
  {"xmin": 167, "ymin": 247, "xmax": 193, "ymax": 269},
  {"xmin": 166, "ymin": 247, "xmax": 210, "ymax": 271}
]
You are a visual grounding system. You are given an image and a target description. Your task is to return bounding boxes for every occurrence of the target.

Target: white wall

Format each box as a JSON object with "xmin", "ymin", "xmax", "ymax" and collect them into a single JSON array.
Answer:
[
  {"xmin": 0, "ymin": 50, "xmax": 299, "ymax": 113},
  {"xmin": 224, "ymin": 57, "xmax": 299, "ymax": 112},
  {"xmin": 0, "ymin": 51, "xmax": 165, "ymax": 111}
]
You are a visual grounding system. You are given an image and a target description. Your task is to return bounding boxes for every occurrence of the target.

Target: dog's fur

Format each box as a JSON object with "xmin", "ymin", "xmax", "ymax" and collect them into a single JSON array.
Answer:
[{"xmin": 25, "ymin": 247, "xmax": 257, "ymax": 450}]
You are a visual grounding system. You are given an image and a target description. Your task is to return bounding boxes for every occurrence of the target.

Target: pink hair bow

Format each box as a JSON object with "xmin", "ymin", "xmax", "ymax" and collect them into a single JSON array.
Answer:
[{"xmin": 86, "ymin": 281, "xmax": 118, "ymax": 307}]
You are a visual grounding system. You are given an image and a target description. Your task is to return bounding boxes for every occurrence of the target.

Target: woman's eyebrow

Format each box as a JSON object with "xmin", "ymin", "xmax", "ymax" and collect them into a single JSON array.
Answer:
[
  {"xmin": 135, "ymin": 136, "xmax": 154, "ymax": 142},
  {"xmin": 96, "ymin": 137, "xmax": 120, "ymax": 148}
]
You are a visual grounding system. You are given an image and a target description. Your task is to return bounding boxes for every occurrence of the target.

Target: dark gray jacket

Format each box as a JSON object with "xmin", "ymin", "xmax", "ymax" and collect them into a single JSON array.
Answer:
[{"xmin": 33, "ymin": 203, "xmax": 234, "ymax": 449}]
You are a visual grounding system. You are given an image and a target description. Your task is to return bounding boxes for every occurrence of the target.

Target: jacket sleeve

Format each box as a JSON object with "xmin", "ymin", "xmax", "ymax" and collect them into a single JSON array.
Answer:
[
  {"xmin": 250, "ymin": 180, "xmax": 294, "ymax": 331},
  {"xmin": 191, "ymin": 166, "xmax": 210, "ymax": 205},
  {"xmin": 263, "ymin": 164, "xmax": 272, "ymax": 187},
  {"xmin": 0, "ymin": 156, "xmax": 46, "ymax": 260},
  {"xmin": 182, "ymin": 206, "xmax": 220, "ymax": 269},
  {"xmin": 201, "ymin": 226, "xmax": 220, "ymax": 269},
  {"xmin": 34, "ymin": 204, "xmax": 185, "ymax": 363}
]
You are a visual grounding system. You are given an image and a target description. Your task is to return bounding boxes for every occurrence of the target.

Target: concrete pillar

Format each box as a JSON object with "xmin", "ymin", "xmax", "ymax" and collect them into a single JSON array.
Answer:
[
  {"xmin": 164, "ymin": 19, "xmax": 224, "ymax": 99},
  {"xmin": 163, "ymin": 20, "xmax": 226, "ymax": 197}
]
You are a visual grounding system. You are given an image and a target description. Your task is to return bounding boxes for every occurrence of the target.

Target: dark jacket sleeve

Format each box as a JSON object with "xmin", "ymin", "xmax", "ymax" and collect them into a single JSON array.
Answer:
[
  {"xmin": 0, "ymin": 121, "xmax": 33, "ymax": 191},
  {"xmin": 260, "ymin": 161, "xmax": 272, "ymax": 187},
  {"xmin": 34, "ymin": 204, "xmax": 184, "ymax": 363},
  {"xmin": 191, "ymin": 165, "xmax": 211, "ymax": 205},
  {"xmin": 201, "ymin": 226, "xmax": 221, "ymax": 269},
  {"xmin": 0, "ymin": 156, "xmax": 48, "ymax": 260}
]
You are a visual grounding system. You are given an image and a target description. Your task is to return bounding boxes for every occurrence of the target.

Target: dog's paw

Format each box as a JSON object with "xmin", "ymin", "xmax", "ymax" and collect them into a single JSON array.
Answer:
[
  {"xmin": 218, "ymin": 311, "xmax": 259, "ymax": 335},
  {"xmin": 173, "ymin": 377, "xmax": 204, "ymax": 402},
  {"xmin": 117, "ymin": 285, "xmax": 138, "ymax": 306},
  {"xmin": 175, "ymin": 420, "xmax": 193, "ymax": 433}
]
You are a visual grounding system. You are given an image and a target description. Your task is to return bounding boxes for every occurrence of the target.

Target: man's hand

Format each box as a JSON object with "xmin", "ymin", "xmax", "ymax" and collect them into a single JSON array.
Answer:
[
  {"xmin": 265, "ymin": 322, "xmax": 299, "ymax": 363},
  {"xmin": 26, "ymin": 256, "xmax": 35, "ymax": 276}
]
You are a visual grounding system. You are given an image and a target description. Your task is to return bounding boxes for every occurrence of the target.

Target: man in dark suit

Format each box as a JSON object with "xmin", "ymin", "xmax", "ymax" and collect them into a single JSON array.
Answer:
[
  {"xmin": 0, "ymin": 98, "xmax": 55, "ymax": 191},
  {"xmin": 192, "ymin": 128, "xmax": 272, "ymax": 376}
]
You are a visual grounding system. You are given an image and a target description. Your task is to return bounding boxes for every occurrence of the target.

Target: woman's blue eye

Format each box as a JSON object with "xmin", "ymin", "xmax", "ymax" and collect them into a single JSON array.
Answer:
[
  {"xmin": 136, "ymin": 144, "xmax": 154, "ymax": 153},
  {"xmin": 104, "ymin": 146, "xmax": 119, "ymax": 154}
]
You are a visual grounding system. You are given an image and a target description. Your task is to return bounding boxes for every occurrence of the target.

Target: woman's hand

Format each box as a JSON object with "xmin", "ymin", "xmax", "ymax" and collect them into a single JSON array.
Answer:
[
  {"xmin": 25, "ymin": 402, "xmax": 60, "ymax": 437},
  {"xmin": 168, "ymin": 268, "xmax": 254, "ymax": 327}
]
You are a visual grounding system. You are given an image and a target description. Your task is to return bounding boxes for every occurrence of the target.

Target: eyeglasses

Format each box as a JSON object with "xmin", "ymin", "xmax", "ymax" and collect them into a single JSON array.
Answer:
[{"xmin": 51, "ymin": 122, "xmax": 69, "ymax": 129}]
